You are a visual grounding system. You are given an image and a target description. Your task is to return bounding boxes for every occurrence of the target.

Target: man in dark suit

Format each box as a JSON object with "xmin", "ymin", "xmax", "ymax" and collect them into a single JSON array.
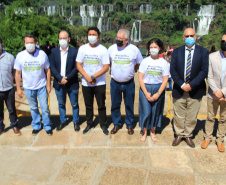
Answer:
[
  {"xmin": 50, "ymin": 30, "xmax": 80, "ymax": 131},
  {"xmin": 170, "ymin": 28, "xmax": 209, "ymax": 148}
]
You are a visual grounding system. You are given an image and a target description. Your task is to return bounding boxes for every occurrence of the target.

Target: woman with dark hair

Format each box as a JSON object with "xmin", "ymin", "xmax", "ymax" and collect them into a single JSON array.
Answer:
[{"xmin": 139, "ymin": 38, "xmax": 169, "ymax": 142}]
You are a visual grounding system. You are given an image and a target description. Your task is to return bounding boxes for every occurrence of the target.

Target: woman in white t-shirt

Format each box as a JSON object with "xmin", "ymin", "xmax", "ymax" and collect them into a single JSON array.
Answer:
[{"xmin": 139, "ymin": 38, "xmax": 169, "ymax": 142}]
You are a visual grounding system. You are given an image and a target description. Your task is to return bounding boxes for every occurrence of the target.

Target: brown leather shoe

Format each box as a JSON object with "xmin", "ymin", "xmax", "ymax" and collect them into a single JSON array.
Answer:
[
  {"xmin": 201, "ymin": 140, "xmax": 210, "ymax": 149},
  {"xmin": 13, "ymin": 127, "xmax": 21, "ymax": 136},
  {"xmin": 111, "ymin": 126, "xmax": 120, "ymax": 134},
  {"xmin": 128, "ymin": 127, "xmax": 134, "ymax": 135},
  {"xmin": 217, "ymin": 142, "xmax": 225, "ymax": 152},
  {"xmin": 172, "ymin": 136, "xmax": 183, "ymax": 146},
  {"xmin": 185, "ymin": 137, "xmax": 195, "ymax": 148}
]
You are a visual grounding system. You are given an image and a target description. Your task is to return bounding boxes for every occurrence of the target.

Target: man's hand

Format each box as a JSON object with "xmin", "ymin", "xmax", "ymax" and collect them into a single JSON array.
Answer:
[
  {"xmin": 47, "ymin": 85, "xmax": 51, "ymax": 94},
  {"xmin": 17, "ymin": 88, "xmax": 24, "ymax": 98},
  {"xmin": 85, "ymin": 75, "xmax": 93, "ymax": 84},
  {"xmin": 214, "ymin": 90, "xmax": 223, "ymax": 99},
  {"xmin": 58, "ymin": 77, "xmax": 68, "ymax": 85},
  {"xmin": 182, "ymin": 84, "xmax": 192, "ymax": 92}
]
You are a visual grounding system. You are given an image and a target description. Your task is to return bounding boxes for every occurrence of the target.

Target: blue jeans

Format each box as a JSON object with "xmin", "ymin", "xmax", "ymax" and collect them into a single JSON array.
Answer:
[
  {"xmin": 111, "ymin": 79, "xmax": 135, "ymax": 127},
  {"xmin": 55, "ymin": 86, "xmax": 79, "ymax": 124},
  {"xmin": 24, "ymin": 86, "xmax": 52, "ymax": 131}
]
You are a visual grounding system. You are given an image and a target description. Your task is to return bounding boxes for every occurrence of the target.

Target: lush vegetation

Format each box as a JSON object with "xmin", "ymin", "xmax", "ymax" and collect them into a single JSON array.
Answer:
[{"xmin": 0, "ymin": 0, "xmax": 225, "ymax": 53}]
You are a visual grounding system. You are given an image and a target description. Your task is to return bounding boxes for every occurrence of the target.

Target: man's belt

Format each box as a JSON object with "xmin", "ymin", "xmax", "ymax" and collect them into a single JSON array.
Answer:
[{"xmin": 112, "ymin": 78, "xmax": 134, "ymax": 85}]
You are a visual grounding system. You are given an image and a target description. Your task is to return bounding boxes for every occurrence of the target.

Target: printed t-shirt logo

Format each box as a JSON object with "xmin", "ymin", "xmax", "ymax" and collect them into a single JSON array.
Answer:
[
  {"xmin": 114, "ymin": 60, "xmax": 130, "ymax": 65},
  {"xmin": 84, "ymin": 60, "xmax": 99, "ymax": 64},
  {"xmin": 24, "ymin": 61, "xmax": 41, "ymax": 71}
]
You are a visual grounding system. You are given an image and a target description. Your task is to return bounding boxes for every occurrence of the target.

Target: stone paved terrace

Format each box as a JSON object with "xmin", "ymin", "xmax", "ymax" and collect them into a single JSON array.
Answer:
[{"xmin": 1, "ymin": 72, "xmax": 226, "ymax": 185}]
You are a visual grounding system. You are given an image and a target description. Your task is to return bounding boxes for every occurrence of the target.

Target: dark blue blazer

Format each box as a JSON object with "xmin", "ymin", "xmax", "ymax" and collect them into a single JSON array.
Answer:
[
  {"xmin": 50, "ymin": 46, "xmax": 79, "ymax": 91},
  {"xmin": 170, "ymin": 45, "xmax": 209, "ymax": 99}
]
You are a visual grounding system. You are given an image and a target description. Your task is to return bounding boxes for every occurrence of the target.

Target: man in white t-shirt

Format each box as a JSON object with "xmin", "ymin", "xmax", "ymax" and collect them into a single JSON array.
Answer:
[
  {"xmin": 108, "ymin": 29, "xmax": 143, "ymax": 135},
  {"xmin": 14, "ymin": 34, "xmax": 52, "ymax": 135},
  {"xmin": 76, "ymin": 27, "xmax": 110, "ymax": 135}
]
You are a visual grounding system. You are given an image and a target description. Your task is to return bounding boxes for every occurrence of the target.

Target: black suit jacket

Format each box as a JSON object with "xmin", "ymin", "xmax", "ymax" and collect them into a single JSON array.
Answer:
[
  {"xmin": 170, "ymin": 45, "xmax": 209, "ymax": 99},
  {"xmin": 50, "ymin": 46, "xmax": 79, "ymax": 91}
]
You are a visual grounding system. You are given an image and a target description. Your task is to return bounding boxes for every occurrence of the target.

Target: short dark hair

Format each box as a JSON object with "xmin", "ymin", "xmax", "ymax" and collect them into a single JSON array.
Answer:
[
  {"xmin": 23, "ymin": 34, "xmax": 36, "ymax": 43},
  {"xmin": 0, "ymin": 38, "xmax": 2, "ymax": 44},
  {"xmin": 146, "ymin": 38, "xmax": 164, "ymax": 53},
  {"xmin": 88, "ymin": 27, "xmax": 100, "ymax": 36}
]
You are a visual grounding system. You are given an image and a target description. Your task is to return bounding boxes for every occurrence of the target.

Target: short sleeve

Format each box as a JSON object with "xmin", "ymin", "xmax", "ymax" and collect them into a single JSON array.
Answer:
[
  {"xmin": 162, "ymin": 60, "xmax": 170, "ymax": 76},
  {"xmin": 101, "ymin": 48, "xmax": 110, "ymax": 65},
  {"xmin": 44, "ymin": 53, "xmax": 50, "ymax": 69},
  {"xmin": 76, "ymin": 47, "xmax": 84, "ymax": 63},
  {"xmin": 138, "ymin": 59, "xmax": 146, "ymax": 74},
  {"xmin": 14, "ymin": 54, "xmax": 21, "ymax": 71},
  {"xmin": 136, "ymin": 48, "xmax": 143, "ymax": 64}
]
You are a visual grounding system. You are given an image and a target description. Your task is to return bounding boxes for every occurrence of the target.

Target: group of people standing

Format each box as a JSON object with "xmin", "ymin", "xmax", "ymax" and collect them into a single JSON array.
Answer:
[{"xmin": 0, "ymin": 27, "xmax": 226, "ymax": 152}]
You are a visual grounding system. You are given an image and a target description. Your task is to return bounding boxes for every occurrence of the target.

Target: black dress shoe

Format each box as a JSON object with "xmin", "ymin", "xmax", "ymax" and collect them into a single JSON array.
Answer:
[
  {"xmin": 56, "ymin": 122, "xmax": 65, "ymax": 131},
  {"xmin": 185, "ymin": 137, "xmax": 195, "ymax": 148},
  {"xmin": 111, "ymin": 126, "xmax": 120, "ymax": 134},
  {"xmin": 74, "ymin": 123, "xmax": 80, "ymax": 132},
  {"xmin": 128, "ymin": 127, "xmax": 134, "ymax": 135},
  {"xmin": 172, "ymin": 136, "xmax": 183, "ymax": 146},
  {"xmin": 83, "ymin": 125, "xmax": 92, "ymax": 134},
  {"xmin": 101, "ymin": 127, "xmax": 109, "ymax": 135}
]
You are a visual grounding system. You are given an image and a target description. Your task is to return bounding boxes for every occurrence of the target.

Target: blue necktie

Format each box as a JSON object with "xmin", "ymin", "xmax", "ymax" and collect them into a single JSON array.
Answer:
[{"xmin": 186, "ymin": 48, "xmax": 192, "ymax": 83}]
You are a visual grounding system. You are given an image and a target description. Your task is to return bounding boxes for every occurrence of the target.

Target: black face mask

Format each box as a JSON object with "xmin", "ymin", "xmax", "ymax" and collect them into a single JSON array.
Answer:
[
  {"xmin": 221, "ymin": 41, "xmax": 226, "ymax": 51},
  {"xmin": 116, "ymin": 40, "xmax": 123, "ymax": 47}
]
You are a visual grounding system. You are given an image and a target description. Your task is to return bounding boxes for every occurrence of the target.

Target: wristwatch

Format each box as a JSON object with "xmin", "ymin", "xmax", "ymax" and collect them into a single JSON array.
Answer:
[
  {"xmin": 91, "ymin": 75, "xmax": 96, "ymax": 81},
  {"xmin": 158, "ymin": 91, "xmax": 161, "ymax": 95}
]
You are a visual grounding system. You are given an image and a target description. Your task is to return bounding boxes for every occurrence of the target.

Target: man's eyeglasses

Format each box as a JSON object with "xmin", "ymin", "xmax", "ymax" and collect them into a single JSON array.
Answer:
[{"xmin": 184, "ymin": 35, "xmax": 195, "ymax": 38}]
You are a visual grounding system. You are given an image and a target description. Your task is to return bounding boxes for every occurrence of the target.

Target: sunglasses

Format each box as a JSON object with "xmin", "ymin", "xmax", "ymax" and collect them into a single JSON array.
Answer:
[
  {"xmin": 184, "ymin": 35, "xmax": 195, "ymax": 38},
  {"xmin": 221, "ymin": 40, "xmax": 226, "ymax": 44}
]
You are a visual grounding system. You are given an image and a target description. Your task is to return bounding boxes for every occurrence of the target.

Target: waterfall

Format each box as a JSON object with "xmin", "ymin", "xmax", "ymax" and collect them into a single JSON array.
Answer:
[
  {"xmin": 47, "ymin": 6, "xmax": 51, "ymax": 16},
  {"xmin": 146, "ymin": 4, "xmax": 152, "ymax": 14},
  {"xmin": 44, "ymin": 6, "xmax": 46, "ymax": 14},
  {"xmin": 185, "ymin": 4, "xmax": 188, "ymax": 16},
  {"xmin": 192, "ymin": 20, "xmax": 195, "ymax": 32},
  {"xmin": 169, "ymin": 4, "xmax": 173, "ymax": 13},
  {"xmin": 97, "ymin": 17, "xmax": 102, "ymax": 32},
  {"xmin": 62, "ymin": 6, "xmax": 64, "ymax": 16},
  {"xmin": 109, "ymin": 5, "xmax": 114, "ymax": 11},
  {"xmin": 196, "ymin": 5, "xmax": 215, "ymax": 36},
  {"xmin": 69, "ymin": 5, "xmax": 73, "ymax": 25},
  {"xmin": 138, "ymin": 20, "xmax": 142, "ymax": 42},
  {"xmin": 126, "ymin": 5, "xmax": 129, "ymax": 12},
  {"xmin": 101, "ymin": 5, "xmax": 105, "ymax": 17},
  {"xmin": 140, "ymin": 4, "xmax": 144, "ymax": 14},
  {"xmin": 107, "ymin": 18, "xmax": 111, "ymax": 31},
  {"xmin": 176, "ymin": 4, "xmax": 179, "ymax": 10},
  {"xmin": 71, "ymin": 5, "xmax": 73, "ymax": 17}
]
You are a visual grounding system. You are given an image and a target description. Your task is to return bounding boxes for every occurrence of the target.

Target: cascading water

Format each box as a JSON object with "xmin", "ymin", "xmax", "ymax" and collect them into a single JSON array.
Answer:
[
  {"xmin": 97, "ymin": 17, "xmax": 102, "ymax": 32},
  {"xmin": 196, "ymin": 5, "xmax": 215, "ymax": 36},
  {"xmin": 185, "ymin": 4, "xmax": 188, "ymax": 16},
  {"xmin": 131, "ymin": 20, "xmax": 142, "ymax": 42},
  {"xmin": 146, "ymin": 4, "xmax": 152, "ymax": 14},
  {"xmin": 169, "ymin": 4, "xmax": 173, "ymax": 13},
  {"xmin": 140, "ymin": 4, "xmax": 144, "ymax": 14}
]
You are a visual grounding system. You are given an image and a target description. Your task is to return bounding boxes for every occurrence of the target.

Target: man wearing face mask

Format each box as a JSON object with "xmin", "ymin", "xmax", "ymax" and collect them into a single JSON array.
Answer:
[
  {"xmin": 108, "ymin": 29, "xmax": 143, "ymax": 135},
  {"xmin": 170, "ymin": 28, "xmax": 209, "ymax": 148},
  {"xmin": 0, "ymin": 38, "xmax": 21, "ymax": 135},
  {"xmin": 76, "ymin": 27, "xmax": 110, "ymax": 135},
  {"xmin": 50, "ymin": 30, "xmax": 80, "ymax": 132},
  {"xmin": 14, "ymin": 34, "xmax": 52, "ymax": 135},
  {"xmin": 201, "ymin": 32, "xmax": 226, "ymax": 152}
]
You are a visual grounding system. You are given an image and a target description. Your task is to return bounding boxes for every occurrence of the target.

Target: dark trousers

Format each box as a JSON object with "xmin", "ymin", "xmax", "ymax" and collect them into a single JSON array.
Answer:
[
  {"xmin": 82, "ymin": 85, "xmax": 107, "ymax": 128},
  {"xmin": 0, "ymin": 88, "xmax": 17, "ymax": 131}
]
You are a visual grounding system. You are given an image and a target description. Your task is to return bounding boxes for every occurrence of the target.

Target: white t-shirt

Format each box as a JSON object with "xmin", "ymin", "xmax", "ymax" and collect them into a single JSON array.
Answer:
[
  {"xmin": 108, "ymin": 43, "xmax": 143, "ymax": 82},
  {"xmin": 139, "ymin": 57, "xmax": 169, "ymax": 84},
  {"xmin": 76, "ymin": 43, "xmax": 110, "ymax": 87},
  {"xmin": 14, "ymin": 49, "xmax": 50, "ymax": 90}
]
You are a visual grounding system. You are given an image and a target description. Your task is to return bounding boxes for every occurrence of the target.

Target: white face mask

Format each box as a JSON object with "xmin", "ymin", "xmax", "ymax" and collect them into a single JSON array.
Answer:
[
  {"xmin": 59, "ymin": 39, "xmax": 68, "ymax": 48},
  {"xmin": 88, "ymin": 36, "xmax": 98, "ymax": 44},
  {"xmin": 150, "ymin": 48, "xmax": 159, "ymax": 56},
  {"xmin": 26, "ymin": 43, "xmax": 36, "ymax": 53}
]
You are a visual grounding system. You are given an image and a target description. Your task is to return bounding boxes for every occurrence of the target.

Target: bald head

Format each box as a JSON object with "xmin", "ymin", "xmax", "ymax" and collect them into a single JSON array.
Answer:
[{"xmin": 183, "ymin": 28, "xmax": 197, "ymax": 47}]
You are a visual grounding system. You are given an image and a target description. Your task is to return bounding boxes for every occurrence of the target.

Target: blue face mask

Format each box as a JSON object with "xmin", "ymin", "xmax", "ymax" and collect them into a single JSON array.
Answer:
[{"xmin": 185, "ymin": 37, "xmax": 195, "ymax": 46}]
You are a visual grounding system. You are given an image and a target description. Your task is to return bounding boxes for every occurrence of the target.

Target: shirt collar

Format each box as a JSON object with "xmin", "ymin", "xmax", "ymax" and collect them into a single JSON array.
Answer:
[
  {"xmin": 60, "ymin": 46, "xmax": 69, "ymax": 52},
  {"xmin": 117, "ymin": 43, "xmax": 130, "ymax": 51},
  {"xmin": 185, "ymin": 44, "xmax": 195, "ymax": 51},
  {"xmin": 0, "ymin": 50, "xmax": 6, "ymax": 58},
  {"xmin": 220, "ymin": 50, "xmax": 225, "ymax": 59}
]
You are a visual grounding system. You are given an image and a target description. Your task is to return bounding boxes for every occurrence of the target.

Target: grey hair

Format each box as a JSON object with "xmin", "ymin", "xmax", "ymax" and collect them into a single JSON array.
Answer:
[{"xmin": 118, "ymin": 29, "xmax": 130, "ymax": 39}]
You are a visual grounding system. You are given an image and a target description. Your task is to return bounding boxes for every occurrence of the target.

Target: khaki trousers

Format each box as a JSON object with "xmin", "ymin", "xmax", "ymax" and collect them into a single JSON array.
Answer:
[
  {"xmin": 204, "ymin": 97, "xmax": 226, "ymax": 143},
  {"xmin": 173, "ymin": 92, "xmax": 201, "ymax": 137}
]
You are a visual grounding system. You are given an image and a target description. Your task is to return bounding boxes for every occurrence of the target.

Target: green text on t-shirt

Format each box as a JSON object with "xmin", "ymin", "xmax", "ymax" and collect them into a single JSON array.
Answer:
[
  {"xmin": 147, "ymin": 71, "xmax": 162, "ymax": 76},
  {"xmin": 114, "ymin": 60, "xmax": 130, "ymax": 65},
  {"xmin": 84, "ymin": 60, "xmax": 100, "ymax": 65}
]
